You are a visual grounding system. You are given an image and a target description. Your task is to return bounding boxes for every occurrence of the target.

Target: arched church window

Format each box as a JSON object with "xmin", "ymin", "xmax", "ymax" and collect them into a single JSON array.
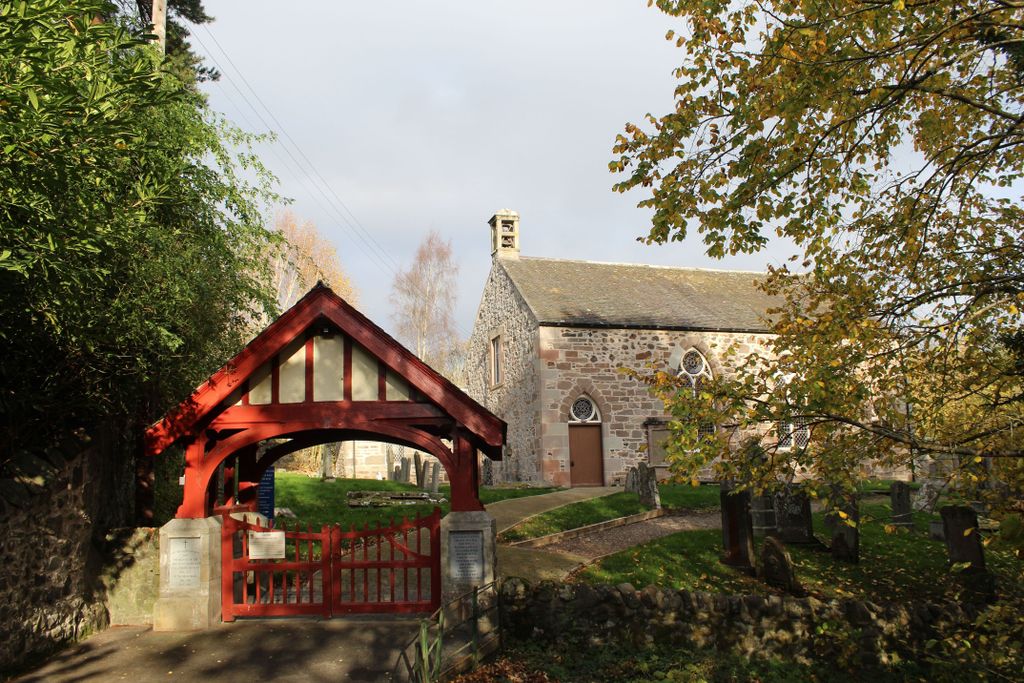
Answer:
[
  {"xmin": 678, "ymin": 348, "xmax": 713, "ymax": 395},
  {"xmin": 569, "ymin": 396, "xmax": 601, "ymax": 423}
]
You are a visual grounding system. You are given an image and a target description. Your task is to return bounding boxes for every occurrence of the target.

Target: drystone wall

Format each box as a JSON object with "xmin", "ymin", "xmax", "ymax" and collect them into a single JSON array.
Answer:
[
  {"xmin": 536, "ymin": 326, "xmax": 774, "ymax": 485},
  {"xmin": 466, "ymin": 260, "xmax": 541, "ymax": 483},
  {"xmin": 500, "ymin": 579, "xmax": 967, "ymax": 667},
  {"xmin": 0, "ymin": 439, "xmax": 141, "ymax": 673}
]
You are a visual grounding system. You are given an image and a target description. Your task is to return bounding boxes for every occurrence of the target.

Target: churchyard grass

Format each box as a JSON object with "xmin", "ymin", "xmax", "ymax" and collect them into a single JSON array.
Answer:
[
  {"xmin": 274, "ymin": 472, "xmax": 557, "ymax": 529},
  {"xmin": 576, "ymin": 502, "xmax": 1023, "ymax": 603},
  {"xmin": 498, "ymin": 484, "xmax": 721, "ymax": 543}
]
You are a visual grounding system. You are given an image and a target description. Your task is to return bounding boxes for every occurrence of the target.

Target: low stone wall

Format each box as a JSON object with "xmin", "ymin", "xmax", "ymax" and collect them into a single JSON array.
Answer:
[
  {"xmin": 100, "ymin": 528, "xmax": 160, "ymax": 626},
  {"xmin": 500, "ymin": 579, "xmax": 967, "ymax": 667}
]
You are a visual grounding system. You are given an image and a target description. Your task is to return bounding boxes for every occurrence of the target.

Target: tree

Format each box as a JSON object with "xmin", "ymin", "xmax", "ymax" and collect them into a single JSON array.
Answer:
[
  {"xmin": 390, "ymin": 231, "xmax": 463, "ymax": 381},
  {"xmin": 268, "ymin": 210, "xmax": 356, "ymax": 314},
  {"xmin": 0, "ymin": 0, "xmax": 278, "ymax": 512},
  {"xmin": 613, "ymin": 1, "xmax": 1024, "ymax": 513}
]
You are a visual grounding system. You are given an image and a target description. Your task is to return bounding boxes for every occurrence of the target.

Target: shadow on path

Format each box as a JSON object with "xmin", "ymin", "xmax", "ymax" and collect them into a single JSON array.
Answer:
[{"xmin": 12, "ymin": 618, "xmax": 419, "ymax": 683}]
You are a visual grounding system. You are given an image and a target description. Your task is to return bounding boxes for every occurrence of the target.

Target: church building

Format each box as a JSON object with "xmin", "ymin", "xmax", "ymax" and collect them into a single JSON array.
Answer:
[{"xmin": 466, "ymin": 210, "xmax": 783, "ymax": 487}]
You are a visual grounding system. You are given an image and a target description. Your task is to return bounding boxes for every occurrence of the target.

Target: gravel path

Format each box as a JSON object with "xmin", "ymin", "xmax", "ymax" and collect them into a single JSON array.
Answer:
[{"xmin": 542, "ymin": 511, "xmax": 720, "ymax": 561}]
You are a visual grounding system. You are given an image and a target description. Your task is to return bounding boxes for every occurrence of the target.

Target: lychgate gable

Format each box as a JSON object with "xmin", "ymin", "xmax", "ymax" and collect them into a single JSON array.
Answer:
[{"xmin": 144, "ymin": 283, "xmax": 505, "ymax": 518}]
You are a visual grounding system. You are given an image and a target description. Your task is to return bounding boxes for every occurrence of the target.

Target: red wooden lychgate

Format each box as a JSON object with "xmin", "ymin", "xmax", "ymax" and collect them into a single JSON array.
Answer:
[{"xmin": 221, "ymin": 508, "xmax": 441, "ymax": 620}]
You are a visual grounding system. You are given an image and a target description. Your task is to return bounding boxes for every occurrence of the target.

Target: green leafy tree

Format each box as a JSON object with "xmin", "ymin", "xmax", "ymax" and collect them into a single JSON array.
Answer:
[
  {"xmin": 613, "ymin": 1, "xmax": 1023, "ymax": 514},
  {"xmin": 0, "ymin": 0, "xmax": 278, "ymax": 514}
]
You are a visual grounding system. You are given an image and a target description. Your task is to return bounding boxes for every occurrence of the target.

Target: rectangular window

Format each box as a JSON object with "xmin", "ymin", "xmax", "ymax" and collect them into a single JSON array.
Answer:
[
  {"xmin": 489, "ymin": 335, "xmax": 502, "ymax": 387},
  {"xmin": 776, "ymin": 418, "xmax": 810, "ymax": 452}
]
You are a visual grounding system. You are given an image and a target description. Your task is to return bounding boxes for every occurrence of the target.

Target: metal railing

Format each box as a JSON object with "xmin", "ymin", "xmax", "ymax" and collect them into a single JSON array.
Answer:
[{"xmin": 392, "ymin": 581, "xmax": 502, "ymax": 683}]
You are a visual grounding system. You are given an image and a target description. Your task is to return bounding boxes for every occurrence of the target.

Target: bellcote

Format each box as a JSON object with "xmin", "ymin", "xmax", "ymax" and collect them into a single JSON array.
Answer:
[{"xmin": 489, "ymin": 209, "xmax": 520, "ymax": 259}]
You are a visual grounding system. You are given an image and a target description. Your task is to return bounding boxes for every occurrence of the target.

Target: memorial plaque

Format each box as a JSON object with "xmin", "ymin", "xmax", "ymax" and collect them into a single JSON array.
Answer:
[
  {"xmin": 168, "ymin": 537, "xmax": 202, "ymax": 589},
  {"xmin": 449, "ymin": 530, "xmax": 484, "ymax": 583},
  {"xmin": 248, "ymin": 530, "xmax": 286, "ymax": 560}
]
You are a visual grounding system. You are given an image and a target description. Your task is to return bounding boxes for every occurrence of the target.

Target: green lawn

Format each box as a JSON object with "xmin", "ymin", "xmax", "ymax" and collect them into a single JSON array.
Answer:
[
  {"xmin": 577, "ymin": 503, "xmax": 1022, "ymax": 603},
  {"xmin": 498, "ymin": 484, "xmax": 720, "ymax": 543},
  {"xmin": 273, "ymin": 472, "xmax": 557, "ymax": 529}
]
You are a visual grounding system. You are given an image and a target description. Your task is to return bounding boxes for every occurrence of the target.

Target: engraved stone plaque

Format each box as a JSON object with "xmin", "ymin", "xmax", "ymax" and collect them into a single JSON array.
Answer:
[
  {"xmin": 168, "ymin": 537, "xmax": 202, "ymax": 589},
  {"xmin": 248, "ymin": 530, "xmax": 286, "ymax": 560},
  {"xmin": 449, "ymin": 530, "xmax": 484, "ymax": 583}
]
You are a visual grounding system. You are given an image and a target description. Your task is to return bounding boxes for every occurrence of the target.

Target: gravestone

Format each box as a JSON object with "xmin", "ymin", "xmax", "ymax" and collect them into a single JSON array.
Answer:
[
  {"xmin": 632, "ymin": 462, "xmax": 661, "ymax": 509},
  {"xmin": 774, "ymin": 486, "xmax": 816, "ymax": 544},
  {"xmin": 392, "ymin": 465, "xmax": 401, "ymax": 482},
  {"xmin": 751, "ymin": 494, "xmax": 777, "ymax": 536},
  {"xmin": 719, "ymin": 483, "xmax": 756, "ymax": 573},
  {"xmin": 624, "ymin": 467, "xmax": 637, "ymax": 493},
  {"xmin": 414, "ymin": 452, "xmax": 424, "ymax": 488},
  {"xmin": 758, "ymin": 536, "xmax": 804, "ymax": 596},
  {"xmin": 912, "ymin": 479, "xmax": 941, "ymax": 512},
  {"xmin": 481, "ymin": 458, "xmax": 494, "ymax": 486},
  {"xmin": 826, "ymin": 493, "xmax": 860, "ymax": 563},
  {"xmin": 429, "ymin": 462, "xmax": 440, "ymax": 494},
  {"xmin": 890, "ymin": 481, "xmax": 913, "ymax": 528},
  {"xmin": 940, "ymin": 505, "xmax": 994, "ymax": 602},
  {"xmin": 399, "ymin": 457, "xmax": 411, "ymax": 484}
]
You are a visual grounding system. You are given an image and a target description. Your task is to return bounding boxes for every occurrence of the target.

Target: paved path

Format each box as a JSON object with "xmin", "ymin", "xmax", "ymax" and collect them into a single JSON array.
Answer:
[
  {"xmin": 11, "ymin": 618, "xmax": 419, "ymax": 683},
  {"xmin": 488, "ymin": 487, "xmax": 616, "ymax": 584},
  {"xmin": 487, "ymin": 486, "xmax": 616, "ymax": 533}
]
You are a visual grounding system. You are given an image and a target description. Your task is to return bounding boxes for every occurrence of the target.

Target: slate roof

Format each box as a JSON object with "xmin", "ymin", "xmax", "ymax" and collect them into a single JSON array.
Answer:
[{"xmin": 499, "ymin": 256, "xmax": 779, "ymax": 333}]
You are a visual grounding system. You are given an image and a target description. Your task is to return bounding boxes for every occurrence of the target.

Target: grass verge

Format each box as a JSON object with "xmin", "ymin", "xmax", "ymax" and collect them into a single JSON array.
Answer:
[
  {"xmin": 274, "ymin": 472, "xmax": 558, "ymax": 529},
  {"xmin": 576, "ymin": 502, "xmax": 1022, "ymax": 603},
  {"xmin": 498, "ymin": 484, "xmax": 720, "ymax": 543}
]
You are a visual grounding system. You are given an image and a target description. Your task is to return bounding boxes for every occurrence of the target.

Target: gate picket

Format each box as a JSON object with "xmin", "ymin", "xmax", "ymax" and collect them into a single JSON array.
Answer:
[{"xmin": 221, "ymin": 507, "xmax": 440, "ymax": 621}]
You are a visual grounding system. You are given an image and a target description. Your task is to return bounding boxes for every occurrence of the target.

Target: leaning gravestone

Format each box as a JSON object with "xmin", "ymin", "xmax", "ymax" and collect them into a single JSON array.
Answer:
[
  {"xmin": 632, "ymin": 462, "xmax": 661, "ymax": 509},
  {"xmin": 774, "ymin": 486, "xmax": 816, "ymax": 544},
  {"xmin": 720, "ymin": 482, "xmax": 756, "ymax": 573},
  {"xmin": 759, "ymin": 536, "xmax": 804, "ymax": 596},
  {"xmin": 940, "ymin": 505, "xmax": 995, "ymax": 602},
  {"xmin": 890, "ymin": 481, "xmax": 913, "ymax": 528},
  {"xmin": 826, "ymin": 493, "xmax": 860, "ymax": 563}
]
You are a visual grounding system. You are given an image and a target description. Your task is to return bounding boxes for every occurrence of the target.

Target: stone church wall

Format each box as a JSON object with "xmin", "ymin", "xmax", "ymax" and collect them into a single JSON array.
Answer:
[
  {"xmin": 466, "ymin": 262, "xmax": 542, "ymax": 483},
  {"xmin": 537, "ymin": 326, "xmax": 774, "ymax": 486}
]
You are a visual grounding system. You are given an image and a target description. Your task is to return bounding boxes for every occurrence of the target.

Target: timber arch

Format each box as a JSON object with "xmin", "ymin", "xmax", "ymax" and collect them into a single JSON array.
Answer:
[{"xmin": 145, "ymin": 283, "xmax": 505, "ymax": 518}]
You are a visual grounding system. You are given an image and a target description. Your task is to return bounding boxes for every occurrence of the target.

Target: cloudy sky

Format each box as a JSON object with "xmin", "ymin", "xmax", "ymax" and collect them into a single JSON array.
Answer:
[{"xmin": 188, "ymin": 1, "xmax": 794, "ymax": 339}]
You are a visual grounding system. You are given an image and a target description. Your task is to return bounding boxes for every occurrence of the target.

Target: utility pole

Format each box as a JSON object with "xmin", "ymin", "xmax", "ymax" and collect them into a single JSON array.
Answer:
[{"xmin": 149, "ymin": 0, "xmax": 167, "ymax": 54}]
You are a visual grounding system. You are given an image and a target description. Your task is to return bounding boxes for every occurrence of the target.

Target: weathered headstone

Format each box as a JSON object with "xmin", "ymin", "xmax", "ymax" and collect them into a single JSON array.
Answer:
[
  {"xmin": 940, "ymin": 505, "xmax": 994, "ymax": 602},
  {"xmin": 826, "ymin": 493, "xmax": 860, "ymax": 563},
  {"xmin": 399, "ymin": 457, "xmax": 411, "ymax": 484},
  {"xmin": 624, "ymin": 467, "xmax": 638, "ymax": 493},
  {"xmin": 635, "ymin": 462, "xmax": 661, "ymax": 509},
  {"xmin": 773, "ymin": 486, "xmax": 815, "ymax": 544},
  {"xmin": 429, "ymin": 462, "xmax": 440, "ymax": 494},
  {"xmin": 481, "ymin": 457, "xmax": 494, "ymax": 486},
  {"xmin": 912, "ymin": 479, "xmax": 941, "ymax": 512},
  {"xmin": 392, "ymin": 464, "xmax": 401, "ymax": 482},
  {"xmin": 750, "ymin": 493, "xmax": 777, "ymax": 536},
  {"xmin": 719, "ymin": 483, "xmax": 756, "ymax": 573},
  {"xmin": 758, "ymin": 536, "xmax": 804, "ymax": 596},
  {"xmin": 890, "ymin": 481, "xmax": 913, "ymax": 528},
  {"xmin": 414, "ymin": 452, "xmax": 424, "ymax": 487}
]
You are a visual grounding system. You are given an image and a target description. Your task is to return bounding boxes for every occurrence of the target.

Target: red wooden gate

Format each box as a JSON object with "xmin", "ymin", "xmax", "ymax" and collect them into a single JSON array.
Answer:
[{"xmin": 221, "ymin": 508, "xmax": 441, "ymax": 621}]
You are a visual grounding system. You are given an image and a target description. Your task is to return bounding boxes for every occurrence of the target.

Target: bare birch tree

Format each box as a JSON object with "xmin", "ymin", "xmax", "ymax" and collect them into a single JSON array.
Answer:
[{"xmin": 390, "ymin": 230, "xmax": 462, "ymax": 381}]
